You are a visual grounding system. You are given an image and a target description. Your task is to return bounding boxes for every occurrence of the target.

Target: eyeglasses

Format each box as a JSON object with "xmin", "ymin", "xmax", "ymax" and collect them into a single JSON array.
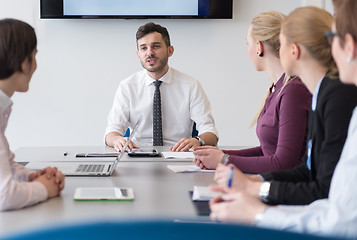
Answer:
[{"xmin": 324, "ymin": 31, "xmax": 337, "ymax": 46}]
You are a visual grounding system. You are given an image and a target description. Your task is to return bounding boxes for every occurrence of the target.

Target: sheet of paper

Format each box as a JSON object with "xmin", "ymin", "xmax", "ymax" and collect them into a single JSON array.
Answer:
[
  {"xmin": 167, "ymin": 164, "xmax": 215, "ymax": 173},
  {"xmin": 161, "ymin": 152, "xmax": 195, "ymax": 159},
  {"xmin": 192, "ymin": 186, "xmax": 220, "ymax": 201}
]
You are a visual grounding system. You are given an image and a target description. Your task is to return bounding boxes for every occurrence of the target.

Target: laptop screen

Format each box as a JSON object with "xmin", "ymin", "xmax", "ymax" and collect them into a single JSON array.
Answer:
[{"xmin": 115, "ymin": 115, "xmax": 143, "ymax": 161}]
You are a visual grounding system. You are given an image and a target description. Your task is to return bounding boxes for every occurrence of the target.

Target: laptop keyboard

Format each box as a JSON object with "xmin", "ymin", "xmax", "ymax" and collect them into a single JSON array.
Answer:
[{"xmin": 76, "ymin": 164, "xmax": 105, "ymax": 173}]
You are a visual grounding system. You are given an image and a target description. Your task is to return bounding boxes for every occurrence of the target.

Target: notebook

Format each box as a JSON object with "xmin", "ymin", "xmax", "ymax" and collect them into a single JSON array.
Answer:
[
  {"xmin": 25, "ymin": 115, "xmax": 142, "ymax": 176},
  {"xmin": 189, "ymin": 186, "xmax": 219, "ymax": 216},
  {"xmin": 192, "ymin": 186, "xmax": 220, "ymax": 201}
]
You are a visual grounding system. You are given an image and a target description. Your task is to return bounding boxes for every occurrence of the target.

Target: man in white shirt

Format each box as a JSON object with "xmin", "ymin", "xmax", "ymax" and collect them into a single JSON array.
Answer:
[{"xmin": 105, "ymin": 22, "xmax": 218, "ymax": 151}]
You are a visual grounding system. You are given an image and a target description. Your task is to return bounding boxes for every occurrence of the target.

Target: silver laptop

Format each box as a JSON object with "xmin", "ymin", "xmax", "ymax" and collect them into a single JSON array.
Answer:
[{"xmin": 26, "ymin": 115, "xmax": 142, "ymax": 176}]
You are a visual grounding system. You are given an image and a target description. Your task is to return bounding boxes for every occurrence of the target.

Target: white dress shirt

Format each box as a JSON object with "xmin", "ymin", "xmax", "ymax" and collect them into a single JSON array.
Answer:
[
  {"xmin": 258, "ymin": 107, "xmax": 357, "ymax": 238},
  {"xmin": 105, "ymin": 67, "xmax": 218, "ymax": 146},
  {"xmin": 0, "ymin": 90, "xmax": 47, "ymax": 211}
]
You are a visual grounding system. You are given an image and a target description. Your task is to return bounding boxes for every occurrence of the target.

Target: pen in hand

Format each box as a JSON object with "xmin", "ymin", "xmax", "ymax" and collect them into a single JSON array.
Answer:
[{"xmin": 227, "ymin": 166, "xmax": 234, "ymax": 188}]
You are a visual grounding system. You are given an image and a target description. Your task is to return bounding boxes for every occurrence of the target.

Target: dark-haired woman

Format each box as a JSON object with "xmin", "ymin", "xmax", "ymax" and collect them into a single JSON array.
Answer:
[{"xmin": 0, "ymin": 18, "xmax": 65, "ymax": 211}]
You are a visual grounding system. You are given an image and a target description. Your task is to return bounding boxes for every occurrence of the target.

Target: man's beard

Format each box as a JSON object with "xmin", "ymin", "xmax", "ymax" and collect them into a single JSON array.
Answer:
[{"xmin": 141, "ymin": 56, "xmax": 168, "ymax": 73}]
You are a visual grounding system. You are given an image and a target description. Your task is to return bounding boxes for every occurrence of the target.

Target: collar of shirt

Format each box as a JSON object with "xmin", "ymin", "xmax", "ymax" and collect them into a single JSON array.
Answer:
[
  {"xmin": 144, "ymin": 67, "xmax": 173, "ymax": 86},
  {"xmin": 274, "ymin": 73, "xmax": 286, "ymax": 91},
  {"xmin": 311, "ymin": 75, "xmax": 325, "ymax": 111},
  {"xmin": 0, "ymin": 90, "xmax": 13, "ymax": 115}
]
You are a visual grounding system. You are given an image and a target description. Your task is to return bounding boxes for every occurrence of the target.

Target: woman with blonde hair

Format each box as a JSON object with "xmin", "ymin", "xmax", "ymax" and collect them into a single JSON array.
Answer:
[
  {"xmin": 193, "ymin": 11, "xmax": 311, "ymax": 174},
  {"xmin": 209, "ymin": 5, "xmax": 357, "ymax": 236},
  {"xmin": 212, "ymin": 5, "xmax": 357, "ymax": 205}
]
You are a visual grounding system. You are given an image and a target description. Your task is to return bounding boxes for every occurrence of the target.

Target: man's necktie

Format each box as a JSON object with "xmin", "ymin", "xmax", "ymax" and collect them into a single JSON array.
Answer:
[{"xmin": 153, "ymin": 80, "xmax": 163, "ymax": 146}]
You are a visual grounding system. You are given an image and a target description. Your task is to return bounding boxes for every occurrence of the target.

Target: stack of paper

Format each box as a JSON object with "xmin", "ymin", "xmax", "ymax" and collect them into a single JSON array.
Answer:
[
  {"xmin": 161, "ymin": 152, "xmax": 195, "ymax": 159},
  {"xmin": 167, "ymin": 165, "xmax": 215, "ymax": 173},
  {"xmin": 192, "ymin": 186, "xmax": 220, "ymax": 201}
]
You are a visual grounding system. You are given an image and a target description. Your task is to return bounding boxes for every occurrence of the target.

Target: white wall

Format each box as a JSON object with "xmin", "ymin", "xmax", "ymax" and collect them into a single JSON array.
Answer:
[{"xmin": 1, "ymin": 0, "xmax": 307, "ymax": 150}]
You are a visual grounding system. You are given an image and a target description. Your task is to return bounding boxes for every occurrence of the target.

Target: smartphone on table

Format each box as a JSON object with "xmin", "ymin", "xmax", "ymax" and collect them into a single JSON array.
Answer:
[{"xmin": 128, "ymin": 149, "xmax": 160, "ymax": 157}]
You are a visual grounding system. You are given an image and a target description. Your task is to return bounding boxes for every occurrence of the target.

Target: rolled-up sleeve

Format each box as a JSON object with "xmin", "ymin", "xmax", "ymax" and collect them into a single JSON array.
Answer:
[
  {"xmin": 189, "ymin": 80, "xmax": 218, "ymax": 138},
  {"xmin": 105, "ymin": 82, "xmax": 131, "ymax": 138}
]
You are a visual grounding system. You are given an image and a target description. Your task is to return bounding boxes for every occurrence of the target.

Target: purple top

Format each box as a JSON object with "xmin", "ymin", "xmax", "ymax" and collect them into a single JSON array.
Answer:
[{"xmin": 224, "ymin": 74, "xmax": 311, "ymax": 174}]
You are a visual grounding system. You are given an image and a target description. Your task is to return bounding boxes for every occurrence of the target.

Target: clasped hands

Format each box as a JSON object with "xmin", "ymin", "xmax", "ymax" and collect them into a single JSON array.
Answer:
[{"xmin": 28, "ymin": 167, "xmax": 65, "ymax": 198}]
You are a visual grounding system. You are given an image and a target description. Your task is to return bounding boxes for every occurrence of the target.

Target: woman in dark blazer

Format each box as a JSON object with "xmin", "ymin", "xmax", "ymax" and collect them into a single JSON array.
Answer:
[
  {"xmin": 212, "ymin": 6, "xmax": 357, "ymax": 205},
  {"xmin": 260, "ymin": 74, "xmax": 357, "ymax": 204},
  {"xmin": 208, "ymin": 2, "xmax": 357, "ymax": 235}
]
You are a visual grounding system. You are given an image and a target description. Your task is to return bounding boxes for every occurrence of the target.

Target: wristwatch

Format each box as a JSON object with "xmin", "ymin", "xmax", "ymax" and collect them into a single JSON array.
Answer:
[
  {"xmin": 194, "ymin": 136, "xmax": 205, "ymax": 146},
  {"xmin": 221, "ymin": 154, "xmax": 230, "ymax": 165},
  {"xmin": 259, "ymin": 182, "xmax": 271, "ymax": 203}
]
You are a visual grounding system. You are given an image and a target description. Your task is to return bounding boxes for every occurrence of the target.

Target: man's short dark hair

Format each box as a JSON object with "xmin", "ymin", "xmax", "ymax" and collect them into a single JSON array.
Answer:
[
  {"xmin": 0, "ymin": 18, "xmax": 37, "ymax": 80},
  {"xmin": 136, "ymin": 22, "xmax": 171, "ymax": 48}
]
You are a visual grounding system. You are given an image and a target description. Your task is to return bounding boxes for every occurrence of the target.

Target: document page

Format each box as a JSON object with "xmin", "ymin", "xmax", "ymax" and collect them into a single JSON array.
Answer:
[
  {"xmin": 162, "ymin": 152, "xmax": 195, "ymax": 159},
  {"xmin": 167, "ymin": 164, "xmax": 215, "ymax": 173},
  {"xmin": 192, "ymin": 186, "xmax": 220, "ymax": 201}
]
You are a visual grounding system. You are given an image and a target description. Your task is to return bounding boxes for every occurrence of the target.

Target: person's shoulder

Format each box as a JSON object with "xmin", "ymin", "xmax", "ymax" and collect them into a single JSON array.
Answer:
[
  {"xmin": 119, "ymin": 69, "xmax": 146, "ymax": 85},
  {"xmin": 282, "ymin": 77, "xmax": 310, "ymax": 96},
  {"xmin": 319, "ymin": 75, "xmax": 357, "ymax": 104},
  {"xmin": 170, "ymin": 67, "xmax": 199, "ymax": 85},
  {"xmin": 283, "ymin": 77, "xmax": 305, "ymax": 88},
  {"xmin": 321, "ymin": 75, "xmax": 357, "ymax": 95}
]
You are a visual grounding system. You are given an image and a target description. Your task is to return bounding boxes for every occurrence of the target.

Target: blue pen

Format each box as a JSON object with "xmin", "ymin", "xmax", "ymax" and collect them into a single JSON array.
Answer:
[{"xmin": 227, "ymin": 166, "xmax": 234, "ymax": 188}]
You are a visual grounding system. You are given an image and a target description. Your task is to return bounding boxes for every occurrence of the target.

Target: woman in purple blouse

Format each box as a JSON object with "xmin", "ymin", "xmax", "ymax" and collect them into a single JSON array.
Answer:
[{"xmin": 193, "ymin": 11, "xmax": 311, "ymax": 174}]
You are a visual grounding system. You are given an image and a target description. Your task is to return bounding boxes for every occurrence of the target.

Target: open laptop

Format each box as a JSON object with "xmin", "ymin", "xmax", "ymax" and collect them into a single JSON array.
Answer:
[{"xmin": 26, "ymin": 115, "xmax": 142, "ymax": 176}]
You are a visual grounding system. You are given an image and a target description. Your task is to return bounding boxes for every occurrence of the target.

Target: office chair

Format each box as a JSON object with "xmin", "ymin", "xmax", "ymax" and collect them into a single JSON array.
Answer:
[{"xmin": 2, "ymin": 220, "xmax": 348, "ymax": 240}]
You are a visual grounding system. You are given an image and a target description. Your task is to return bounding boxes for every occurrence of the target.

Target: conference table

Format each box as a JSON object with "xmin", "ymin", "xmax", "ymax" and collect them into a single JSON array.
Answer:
[{"xmin": 0, "ymin": 146, "xmax": 244, "ymax": 238}]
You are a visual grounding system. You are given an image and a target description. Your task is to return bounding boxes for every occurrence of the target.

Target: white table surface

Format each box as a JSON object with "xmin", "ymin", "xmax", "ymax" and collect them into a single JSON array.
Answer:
[{"xmin": 0, "ymin": 145, "xmax": 247, "ymax": 237}]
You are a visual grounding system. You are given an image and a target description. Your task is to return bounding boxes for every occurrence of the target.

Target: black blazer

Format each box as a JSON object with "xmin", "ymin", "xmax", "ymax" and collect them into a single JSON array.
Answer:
[{"xmin": 261, "ymin": 76, "xmax": 357, "ymax": 205}]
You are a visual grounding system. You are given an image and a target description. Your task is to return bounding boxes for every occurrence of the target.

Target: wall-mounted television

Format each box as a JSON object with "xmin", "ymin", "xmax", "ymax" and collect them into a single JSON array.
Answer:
[{"xmin": 40, "ymin": 0, "xmax": 233, "ymax": 19}]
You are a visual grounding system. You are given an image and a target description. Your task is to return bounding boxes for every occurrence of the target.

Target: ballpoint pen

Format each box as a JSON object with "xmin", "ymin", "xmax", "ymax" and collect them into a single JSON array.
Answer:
[{"xmin": 227, "ymin": 166, "xmax": 234, "ymax": 188}]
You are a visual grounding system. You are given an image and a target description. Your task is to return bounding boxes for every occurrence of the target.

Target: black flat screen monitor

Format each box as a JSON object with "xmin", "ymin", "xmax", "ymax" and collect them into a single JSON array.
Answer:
[{"xmin": 40, "ymin": 0, "xmax": 233, "ymax": 19}]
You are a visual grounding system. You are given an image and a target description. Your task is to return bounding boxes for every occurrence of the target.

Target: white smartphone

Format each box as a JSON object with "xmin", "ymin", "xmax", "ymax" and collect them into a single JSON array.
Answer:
[{"xmin": 73, "ymin": 187, "xmax": 134, "ymax": 201}]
